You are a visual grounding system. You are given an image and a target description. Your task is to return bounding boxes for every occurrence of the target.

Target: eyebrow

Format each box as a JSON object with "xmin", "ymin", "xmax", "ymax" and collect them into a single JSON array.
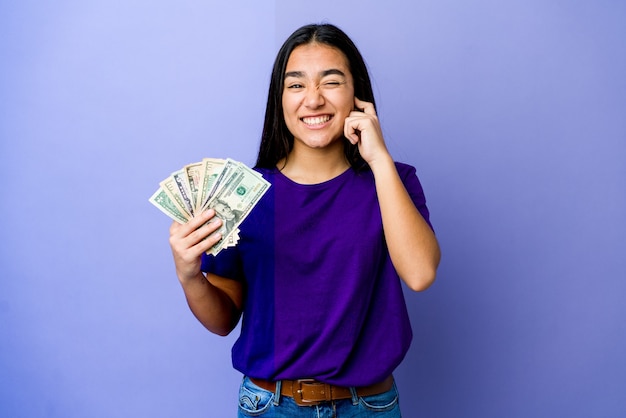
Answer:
[{"xmin": 284, "ymin": 69, "xmax": 347, "ymax": 79}]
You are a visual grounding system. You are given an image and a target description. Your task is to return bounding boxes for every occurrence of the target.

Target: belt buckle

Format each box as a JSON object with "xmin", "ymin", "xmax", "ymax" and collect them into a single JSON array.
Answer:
[{"xmin": 292, "ymin": 379, "xmax": 328, "ymax": 406}]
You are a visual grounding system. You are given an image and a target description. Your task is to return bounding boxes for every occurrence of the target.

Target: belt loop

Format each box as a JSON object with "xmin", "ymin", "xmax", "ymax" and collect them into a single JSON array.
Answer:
[
  {"xmin": 349, "ymin": 387, "xmax": 358, "ymax": 405},
  {"xmin": 273, "ymin": 380, "xmax": 282, "ymax": 406}
]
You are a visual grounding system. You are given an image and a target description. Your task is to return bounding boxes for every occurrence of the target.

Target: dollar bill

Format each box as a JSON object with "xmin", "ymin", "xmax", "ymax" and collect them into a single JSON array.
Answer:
[
  {"xmin": 170, "ymin": 168, "xmax": 196, "ymax": 217},
  {"xmin": 196, "ymin": 158, "xmax": 226, "ymax": 212},
  {"xmin": 198, "ymin": 158, "xmax": 240, "ymax": 213},
  {"xmin": 221, "ymin": 228, "xmax": 240, "ymax": 250},
  {"xmin": 149, "ymin": 158, "xmax": 270, "ymax": 255},
  {"xmin": 204, "ymin": 162, "xmax": 270, "ymax": 255},
  {"xmin": 148, "ymin": 188, "xmax": 189, "ymax": 224},
  {"xmin": 159, "ymin": 175, "xmax": 192, "ymax": 219},
  {"xmin": 184, "ymin": 161, "xmax": 204, "ymax": 214}
]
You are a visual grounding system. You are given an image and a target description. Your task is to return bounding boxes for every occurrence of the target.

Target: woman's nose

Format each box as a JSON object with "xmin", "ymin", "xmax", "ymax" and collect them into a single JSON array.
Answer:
[{"xmin": 304, "ymin": 86, "xmax": 325, "ymax": 108}]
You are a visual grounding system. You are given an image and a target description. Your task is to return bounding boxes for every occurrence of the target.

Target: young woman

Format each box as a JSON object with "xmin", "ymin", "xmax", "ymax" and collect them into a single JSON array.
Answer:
[{"xmin": 169, "ymin": 23, "xmax": 441, "ymax": 417}]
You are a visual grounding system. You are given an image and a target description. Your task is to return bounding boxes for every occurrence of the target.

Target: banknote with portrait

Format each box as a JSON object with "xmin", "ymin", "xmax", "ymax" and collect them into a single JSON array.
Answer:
[{"xmin": 149, "ymin": 158, "xmax": 270, "ymax": 255}]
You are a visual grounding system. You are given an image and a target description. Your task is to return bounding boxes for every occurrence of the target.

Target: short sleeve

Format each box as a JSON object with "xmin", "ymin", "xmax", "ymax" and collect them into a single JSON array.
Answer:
[
  {"xmin": 201, "ymin": 247, "xmax": 244, "ymax": 281},
  {"xmin": 396, "ymin": 162, "xmax": 434, "ymax": 231}
]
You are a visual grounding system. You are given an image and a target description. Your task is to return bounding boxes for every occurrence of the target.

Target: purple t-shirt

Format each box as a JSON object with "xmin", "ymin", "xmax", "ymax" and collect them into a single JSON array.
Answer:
[{"xmin": 201, "ymin": 162, "xmax": 432, "ymax": 387}]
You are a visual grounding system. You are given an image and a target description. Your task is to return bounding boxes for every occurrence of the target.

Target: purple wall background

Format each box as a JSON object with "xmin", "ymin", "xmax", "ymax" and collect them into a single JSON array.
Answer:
[{"xmin": 1, "ymin": 1, "xmax": 624, "ymax": 417}]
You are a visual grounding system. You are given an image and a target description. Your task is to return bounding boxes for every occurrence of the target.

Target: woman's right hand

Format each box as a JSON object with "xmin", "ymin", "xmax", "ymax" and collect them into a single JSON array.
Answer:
[{"xmin": 169, "ymin": 209, "xmax": 223, "ymax": 282}]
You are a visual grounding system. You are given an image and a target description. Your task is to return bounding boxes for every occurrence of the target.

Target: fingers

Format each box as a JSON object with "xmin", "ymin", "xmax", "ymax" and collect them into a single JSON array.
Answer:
[
  {"xmin": 170, "ymin": 209, "xmax": 223, "ymax": 256},
  {"xmin": 170, "ymin": 209, "xmax": 217, "ymax": 236},
  {"xmin": 346, "ymin": 97, "xmax": 390, "ymax": 164},
  {"xmin": 354, "ymin": 97, "xmax": 376, "ymax": 115},
  {"xmin": 169, "ymin": 210, "xmax": 223, "ymax": 281},
  {"xmin": 344, "ymin": 120, "xmax": 360, "ymax": 145},
  {"xmin": 344, "ymin": 98, "xmax": 378, "ymax": 145}
]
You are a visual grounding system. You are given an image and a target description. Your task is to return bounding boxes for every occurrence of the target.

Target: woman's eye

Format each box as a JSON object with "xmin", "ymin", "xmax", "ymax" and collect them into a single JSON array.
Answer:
[{"xmin": 287, "ymin": 84, "xmax": 304, "ymax": 89}]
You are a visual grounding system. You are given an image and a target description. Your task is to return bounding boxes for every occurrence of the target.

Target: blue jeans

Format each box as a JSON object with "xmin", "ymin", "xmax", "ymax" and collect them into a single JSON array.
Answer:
[{"xmin": 237, "ymin": 376, "xmax": 402, "ymax": 417}]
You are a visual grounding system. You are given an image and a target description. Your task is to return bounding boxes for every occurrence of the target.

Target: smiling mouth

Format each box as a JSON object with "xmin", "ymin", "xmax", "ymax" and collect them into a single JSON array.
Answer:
[{"xmin": 301, "ymin": 115, "xmax": 332, "ymax": 126}]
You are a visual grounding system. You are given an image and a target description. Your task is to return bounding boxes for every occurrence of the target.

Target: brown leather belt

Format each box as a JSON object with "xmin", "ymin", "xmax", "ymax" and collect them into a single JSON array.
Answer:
[{"xmin": 249, "ymin": 375, "xmax": 394, "ymax": 406}]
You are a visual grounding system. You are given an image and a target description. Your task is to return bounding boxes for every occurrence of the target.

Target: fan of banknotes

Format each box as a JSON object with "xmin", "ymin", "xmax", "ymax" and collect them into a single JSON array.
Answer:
[{"xmin": 149, "ymin": 158, "xmax": 270, "ymax": 256}]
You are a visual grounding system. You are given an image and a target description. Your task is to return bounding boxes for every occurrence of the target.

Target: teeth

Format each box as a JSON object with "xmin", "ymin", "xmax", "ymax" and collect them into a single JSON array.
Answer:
[{"xmin": 302, "ymin": 115, "xmax": 331, "ymax": 125}]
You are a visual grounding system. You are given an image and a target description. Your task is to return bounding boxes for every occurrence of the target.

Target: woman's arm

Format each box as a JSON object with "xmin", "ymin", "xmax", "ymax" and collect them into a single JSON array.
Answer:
[
  {"xmin": 369, "ymin": 157, "xmax": 440, "ymax": 291},
  {"xmin": 345, "ymin": 98, "xmax": 441, "ymax": 291},
  {"xmin": 169, "ymin": 209, "xmax": 243, "ymax": 335}
]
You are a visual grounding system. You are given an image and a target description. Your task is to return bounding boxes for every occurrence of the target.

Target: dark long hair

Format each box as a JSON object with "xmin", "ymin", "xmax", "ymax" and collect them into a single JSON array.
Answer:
[{"xmin": 255, "ymin": 23, "xmax": 376, "ymax": 169}]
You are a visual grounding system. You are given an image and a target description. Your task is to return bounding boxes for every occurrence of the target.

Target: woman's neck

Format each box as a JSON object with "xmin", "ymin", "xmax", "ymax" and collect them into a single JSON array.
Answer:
[{"xmin": 277, "ymin": 143, "xmax": 350, "ymax": 185}]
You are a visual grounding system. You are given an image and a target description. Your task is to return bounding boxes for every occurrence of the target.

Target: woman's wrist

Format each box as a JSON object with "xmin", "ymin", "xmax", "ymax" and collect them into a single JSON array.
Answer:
[
  {"xmin": 368, "ymin": 153, "xmax": 395, "ymax": 176},
  {"xmin": 177, "ymin": 269, "xmax": 207, "ymax": 288}
]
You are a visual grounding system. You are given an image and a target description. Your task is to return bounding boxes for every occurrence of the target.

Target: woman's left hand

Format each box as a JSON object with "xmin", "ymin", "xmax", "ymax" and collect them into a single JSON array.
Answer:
[{"xmin": 344, "ymin": 97, "xmax": 390, "ymax": 165}]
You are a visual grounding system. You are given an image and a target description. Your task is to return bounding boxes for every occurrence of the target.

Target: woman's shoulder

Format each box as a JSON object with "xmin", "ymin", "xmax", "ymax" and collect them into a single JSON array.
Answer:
[
  {"xmin": 253, "ymin": 166, "xmax": 274, "ymax": 176},
  {"xmin": 356, "ymin": 160, "xmax": 416, "ymax": 171},
  {"xmin": 253, "ymin": 166, "xmax": 277, "ymax": 183},
  {"xmin": 394, "ymin": 161, "xmax": 417, "ymax": 174}
]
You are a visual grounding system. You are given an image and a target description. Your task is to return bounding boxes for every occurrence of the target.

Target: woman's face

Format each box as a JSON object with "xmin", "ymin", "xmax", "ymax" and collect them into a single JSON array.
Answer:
[{"xmin": 281, "ymin": 43, "xmax": 355, "ymax": 151}]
